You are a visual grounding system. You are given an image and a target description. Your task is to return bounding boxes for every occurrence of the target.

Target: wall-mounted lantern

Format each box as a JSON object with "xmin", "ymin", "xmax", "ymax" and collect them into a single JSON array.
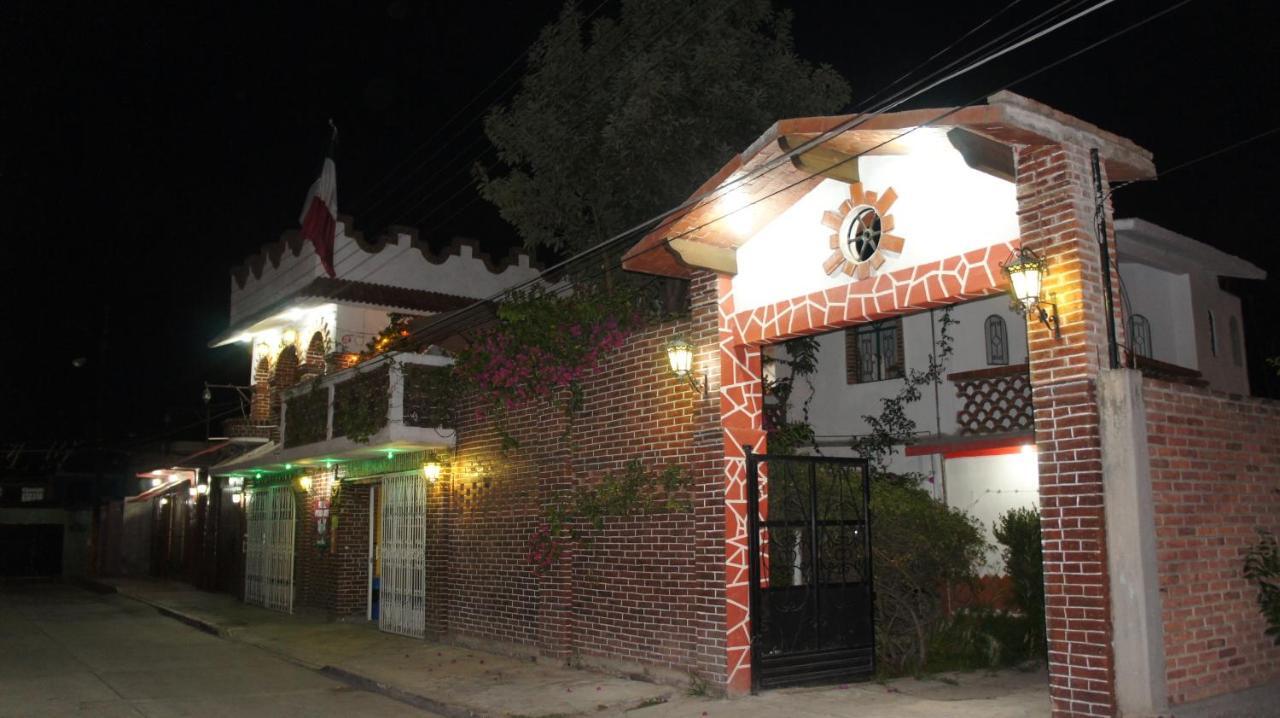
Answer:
[
  {"xmin": 196, "ymin": 482, "xmax": 209, "ymax": 496},
  {"xmin": 187, "ymin": 486, "xmax": 198, "ymax": 498},
  {"xmin": 1001, "ymin": 248, "xmax": 1060, "ymax": 338},
  {"xmin": 230, "ymin": 493, "xmax": 242, "ymax": 505},
  {"xmin": 422, "ymin": 462, "xmax": 443, "ymax": 483},
  {"xmin": 666, "ymin": 338, "xmax": 706, "ymax": 396},
  {"xmin": 297, "ymin": 475, "xmax": 312, "ymax": 493}
]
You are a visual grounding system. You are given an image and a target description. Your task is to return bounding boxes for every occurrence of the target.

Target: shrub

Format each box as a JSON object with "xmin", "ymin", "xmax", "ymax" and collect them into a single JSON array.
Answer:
[
  {"xmin": 1243, "ymin": 530, "xmax": 1280, "ymax": 645},
  {"xmin": 872, "ymin": 476, "xmax": 986, "ymax": 673},
  {"xmin": 994, "ymin": 506, "xmax": 1046, "ymax": 655}
]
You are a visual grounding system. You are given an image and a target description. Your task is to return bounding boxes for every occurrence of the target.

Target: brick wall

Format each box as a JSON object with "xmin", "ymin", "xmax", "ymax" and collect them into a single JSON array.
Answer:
[
  {"xmin": 448, "ymin": 272, "xmax": 725, "ymax": 685},
  {"xmin": 1143, "ymin": 377, "xmax": 1280, "ymax": 704},
  {"xmin": 295, "ymin": 471, "xmax": 371, "ymax": 616},
  {"xmin": 1016, "ymin": 142, "xmax": 1125, "ymax": 717}
]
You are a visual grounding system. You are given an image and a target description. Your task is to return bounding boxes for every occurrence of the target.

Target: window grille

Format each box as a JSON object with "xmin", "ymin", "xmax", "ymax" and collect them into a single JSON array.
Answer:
[
  {"xmin": 1129, "ymin": 314, "xmax": 1153, "ymax": 359},
  {"xmin": 984, "ymin": 315, "xmax": 1008, "ymax": 365},
  {"xmin": 845, "ymin": 318, "xmax": 904, "ymax": 383}
]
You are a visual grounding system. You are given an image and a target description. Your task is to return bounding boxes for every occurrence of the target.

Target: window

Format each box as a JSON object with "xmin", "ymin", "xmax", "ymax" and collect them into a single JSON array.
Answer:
[
  {"xmin": 984, "ymin": 315, "xmax": 1008, "ymax": 365},
  {"xmin": 1129, "ymin": 314, "xmax": 1152, "ymax": 358},
  {"xmin": 1229, "ymin": 316, "xmax": 1242, "ymax": 367},
  {"xmin": 845, "ymin": 318, "xmax": 904, "ymax": 383},
  {"xmin": 1208, "ymin": 311, "xmax": 1218, "ymax": 357}
]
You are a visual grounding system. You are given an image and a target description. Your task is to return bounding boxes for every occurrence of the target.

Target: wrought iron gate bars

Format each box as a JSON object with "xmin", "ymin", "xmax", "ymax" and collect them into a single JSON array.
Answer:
[
  {"xmin": 379, "ymin": 471, "xmax": 427, "ymax": 638},
  {"xmin": 244, "ymin": 484, "xmax": 296, "ymax": 613},
  {"xmin": 744, "ymin": 447, "xmax": 876, "ymax": 691}
]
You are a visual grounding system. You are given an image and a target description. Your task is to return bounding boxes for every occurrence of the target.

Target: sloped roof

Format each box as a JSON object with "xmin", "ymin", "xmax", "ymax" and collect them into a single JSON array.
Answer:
[{"xmin": 622, "ymin": 92, "xmax": 1156, "ymax": 278}]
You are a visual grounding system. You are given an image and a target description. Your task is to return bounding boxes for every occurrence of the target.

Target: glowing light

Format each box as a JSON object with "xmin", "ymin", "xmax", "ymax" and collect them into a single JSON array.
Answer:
[
  {"xmin": 284, "ymin": 463, "xmax": 293, "ymax": 470},
  {"xmin": 666, "ymin": 338, "xmax": 695, "ymax": 377},
  {"xmin": 422, "ymin": 462, "xmax": 442, "ymax": 483},
  {"xmin": 281, "ymin": 328, "xmax": 297, "ymax": 345},
  {"xmin": 1001, "ymin": 248, "xmax": 1047, "ymax": 310},
  {"xmin": 159, "ymin": 497, "xmax": 169, "ymax": 506},
  {"xmin": 150, "ymin": 477, "xmax": 162, "ymax": 488},
  {"xmin": 1020, "ymin": 444, "xmax": 1037, "ymax": 457},
  {"xmin": 230, "ymin": 493, "xmax": 242, "ymax": 505},
  {"xmin": 720, "ymin": 186, "xmax": 755, "ymax": 237},
  {"xmin": 196, "ymin": 483, "xmax": 209, "ymax": 496},
  {"xmin": 297, "ymin": 476, "xmax": 312, "ymax": 492},
  {"xmin": 188, "ymin": 486, "xmax": 197, "ymax": 498}
]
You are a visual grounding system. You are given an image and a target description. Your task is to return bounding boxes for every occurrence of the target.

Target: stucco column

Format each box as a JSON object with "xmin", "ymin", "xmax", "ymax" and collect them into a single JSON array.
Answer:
[
  {"xmin": 1016, "ymin": 142, "xmax": 1128, "ymax": 718},
  {"xmin": 1098, "ymin": 368, "xmax": 1168, "ymax": 717}
]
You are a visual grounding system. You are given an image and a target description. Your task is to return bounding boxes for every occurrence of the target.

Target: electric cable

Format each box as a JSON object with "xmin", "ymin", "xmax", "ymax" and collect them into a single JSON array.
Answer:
[{"xmin": 397, "ymin": 0, "xmax": 1188, "ymax": 346}]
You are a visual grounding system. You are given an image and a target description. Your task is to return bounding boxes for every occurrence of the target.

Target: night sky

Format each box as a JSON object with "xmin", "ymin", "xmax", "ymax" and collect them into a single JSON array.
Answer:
[{"xmin": 4, "ymin": 1, "xmax": 1278, "ymax": 447}]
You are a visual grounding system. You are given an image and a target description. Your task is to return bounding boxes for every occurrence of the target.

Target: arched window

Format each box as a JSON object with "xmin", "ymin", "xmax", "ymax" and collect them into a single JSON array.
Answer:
[
  {"xmin": 1229, "ymin": 316, "xmax": 1242, "ymax": 367},
  {"xmin": 1129, "ymin": 314, "xmax": 1152, "ymax": 358},
  {"xmin": 984, "ymin": 315, "xmax": 1008, "ymax": 366}
]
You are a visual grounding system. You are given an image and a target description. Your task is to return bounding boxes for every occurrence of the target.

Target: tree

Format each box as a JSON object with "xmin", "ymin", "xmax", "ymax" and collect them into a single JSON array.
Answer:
[{"xmin": 478, "ymin": 0, "xmax": 851, "ymax": 256}]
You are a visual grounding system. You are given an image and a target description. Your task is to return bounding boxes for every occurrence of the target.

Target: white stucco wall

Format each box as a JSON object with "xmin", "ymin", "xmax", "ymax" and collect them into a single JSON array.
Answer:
[
  {"xmin": 229, "ymin": 222, "xmax": 540, "ymax": 326},
  {"xmin": 1117, "ymin": 262, "xmax": 1196, "ymax": 369},
  {"xmin": 944, "ymin": 450, "xmax": 1040, "ymax": 574},
  {"xmin": 733, "ymin": 148, "xmax": 1019, "ymax": 313},
  {"xmin": 1187, "ymin": 272, "xmax": 1250, "ymax": 394},
  {"xmin": 781, "ymin": 294, "xmax": 1026, "ymax": 445}
]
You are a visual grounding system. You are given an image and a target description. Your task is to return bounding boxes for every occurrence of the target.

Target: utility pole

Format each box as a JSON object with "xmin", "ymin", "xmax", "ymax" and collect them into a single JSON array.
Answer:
[{"xmin": 1090, "ymin": 148, "xmax": 1121, "ymax": 370}]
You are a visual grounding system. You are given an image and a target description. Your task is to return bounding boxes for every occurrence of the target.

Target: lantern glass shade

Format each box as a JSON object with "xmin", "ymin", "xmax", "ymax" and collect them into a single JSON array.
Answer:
[
  {"xmin": 297, "ymin": 476, "xmax": 312, "ymax": 493},
  {"xmin": 422, "ymin": 462, "xmax": 442, "ymax": 483},
  {"xmin": 230, "ymin": 493, "xmax": 242, "ymax": 505},
  {"xmin": 196, "ymin": 482, "xmax": 209, "ymax": 495},
  {"xmin": 1002, "ymin": 249, "xmax": 1047, "ymax": 309},
  {"xmin": 666, "ymin": 339, "xmax": 695, "ymax": 377}
]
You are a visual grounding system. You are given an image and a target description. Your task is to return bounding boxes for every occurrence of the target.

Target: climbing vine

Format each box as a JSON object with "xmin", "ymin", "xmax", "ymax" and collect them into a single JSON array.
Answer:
[
  {"xmin": 283, "ymin": 385, "xmax": 328, "ymax": 448},
  {"xmin": 455, "ymin": 286, "xmax": 639, "ymax": 442},
  {"xmin": 333, "ymin": 365, "xmax": 390, "ymax": 442},
  {"xmin": 403, "ymin": 364, "xmax": 458, "ymax": 429},
  {"xmin": 528, "ymin": 460, "xmax": 691, "ymax": 575},
  {"xmin": 762, "ymin": 336, "xmax": 821, "ymax": 456},
  {"xmin": 850, "ymin": 308, "xmax": 956, "ymax": 473},
  {"xmin": 1244, "ymin": 530, "xmax": 1280, "ymax": 645}
]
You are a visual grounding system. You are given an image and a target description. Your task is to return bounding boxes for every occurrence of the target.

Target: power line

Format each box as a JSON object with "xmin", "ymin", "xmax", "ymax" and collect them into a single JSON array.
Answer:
[{"xmin": 399, "ymin": 0, "xmax": 1181, "ymax": 347}]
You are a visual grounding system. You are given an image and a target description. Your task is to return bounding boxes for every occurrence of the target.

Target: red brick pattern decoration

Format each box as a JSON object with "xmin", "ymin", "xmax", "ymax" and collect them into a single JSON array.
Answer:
[
  {"xmin": 1015, "ymin": 142, "xmax": 1127, "ymax": 718},
  {"xmin": 725, "ymin": 240, "xmax": 1019, "ymax": 346},
  {"xmin": 1144, "ymin": 378, "xmax": 1280, "ymax": 704}
]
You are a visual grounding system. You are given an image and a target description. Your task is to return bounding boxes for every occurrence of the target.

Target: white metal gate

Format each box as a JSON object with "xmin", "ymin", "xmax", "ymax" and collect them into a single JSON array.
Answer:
[
  {"xmin": 244, "ymin": 485, "xmax": 296, "ymax": 613},
  {"xmin": 379, "ymin": 472, "xmax": 427, "ymax": 638}
]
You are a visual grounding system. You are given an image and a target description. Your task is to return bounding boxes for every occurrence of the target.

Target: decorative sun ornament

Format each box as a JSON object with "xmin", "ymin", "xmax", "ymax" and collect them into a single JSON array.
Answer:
[{"xmin": 821, "ymin": 183, "xmax": 906, "ymax": 279}]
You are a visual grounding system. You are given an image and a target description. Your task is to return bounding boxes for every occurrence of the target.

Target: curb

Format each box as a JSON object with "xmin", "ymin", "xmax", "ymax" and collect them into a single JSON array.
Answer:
[
  {"xmin": 320, "ymin": 666, "xmax": 492, "ymax": 718},
  {"xmin": 110, "ymin": 588, "xmax": 492, "ymax": 717}
]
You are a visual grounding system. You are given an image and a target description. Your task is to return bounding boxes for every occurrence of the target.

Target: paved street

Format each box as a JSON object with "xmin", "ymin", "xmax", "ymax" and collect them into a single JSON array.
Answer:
[{"xmin": 0, "ymin": 582, "xmax": 439, "ymax": 718}]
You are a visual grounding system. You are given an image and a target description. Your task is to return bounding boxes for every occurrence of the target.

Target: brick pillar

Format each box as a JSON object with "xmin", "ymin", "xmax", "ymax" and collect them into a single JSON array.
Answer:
[
  {"xmin": 251, "ymin": 356, "xmax": 272, "ymax": 424},
  {"xmin": 689, "ymin": 271, "xmax": 729, "ymax": 688},
  {"xmin": 1016, "ymin": 142, "xmax": 1128, "ymax": 717}
]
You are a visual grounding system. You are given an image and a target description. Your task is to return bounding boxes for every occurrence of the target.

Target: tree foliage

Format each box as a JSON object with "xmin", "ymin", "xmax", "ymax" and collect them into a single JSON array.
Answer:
[
  {"xmin": 994, "ymin": 505, "xmax": 1046, "ymax": 654},
  {"xmin": 479, "ymin": 0, "xmax": 851, "ymax": 255},
  {"xmin": 872, "ymin": 478, "xmax": 986, "ymax": 673}
]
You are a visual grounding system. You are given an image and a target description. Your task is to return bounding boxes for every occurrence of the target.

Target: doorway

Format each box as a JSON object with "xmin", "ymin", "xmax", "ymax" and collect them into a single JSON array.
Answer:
[
  {"xmin": 375, "ymin": 471, "xmax": 426, "ymax": 638},
  {"xmin": 244, "ymin": 485, "xmax": 295, "ymax": 613}
]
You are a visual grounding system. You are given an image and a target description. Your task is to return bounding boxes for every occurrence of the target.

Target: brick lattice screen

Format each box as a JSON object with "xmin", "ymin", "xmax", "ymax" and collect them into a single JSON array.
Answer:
[{"xmin": 951, "ymin": 364, "xmax": 1033, "ymax": 435}]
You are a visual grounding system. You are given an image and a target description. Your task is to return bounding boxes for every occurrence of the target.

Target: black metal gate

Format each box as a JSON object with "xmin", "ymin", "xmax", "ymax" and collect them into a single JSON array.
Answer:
[{"xmin": 746, "ymin": 449, "xmax": 875, "ymax": 690}]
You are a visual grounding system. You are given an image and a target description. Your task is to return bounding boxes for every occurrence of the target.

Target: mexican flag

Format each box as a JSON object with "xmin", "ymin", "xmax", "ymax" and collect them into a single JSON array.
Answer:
[{"xmin": 299, "ymin": 139, "xmax": 338, "ymax": 278}]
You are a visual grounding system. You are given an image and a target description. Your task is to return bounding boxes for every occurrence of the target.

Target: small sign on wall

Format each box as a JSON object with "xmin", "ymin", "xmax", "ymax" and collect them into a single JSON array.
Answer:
[{"xmin": 314, "ymin": 499, "xmax": 331, "ymax": 550}]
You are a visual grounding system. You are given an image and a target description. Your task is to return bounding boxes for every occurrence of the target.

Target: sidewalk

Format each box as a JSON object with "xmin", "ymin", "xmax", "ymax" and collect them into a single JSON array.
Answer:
[{"xmin": 101, "ymin": 578, "xmax": 1051, "ymax": 717}]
